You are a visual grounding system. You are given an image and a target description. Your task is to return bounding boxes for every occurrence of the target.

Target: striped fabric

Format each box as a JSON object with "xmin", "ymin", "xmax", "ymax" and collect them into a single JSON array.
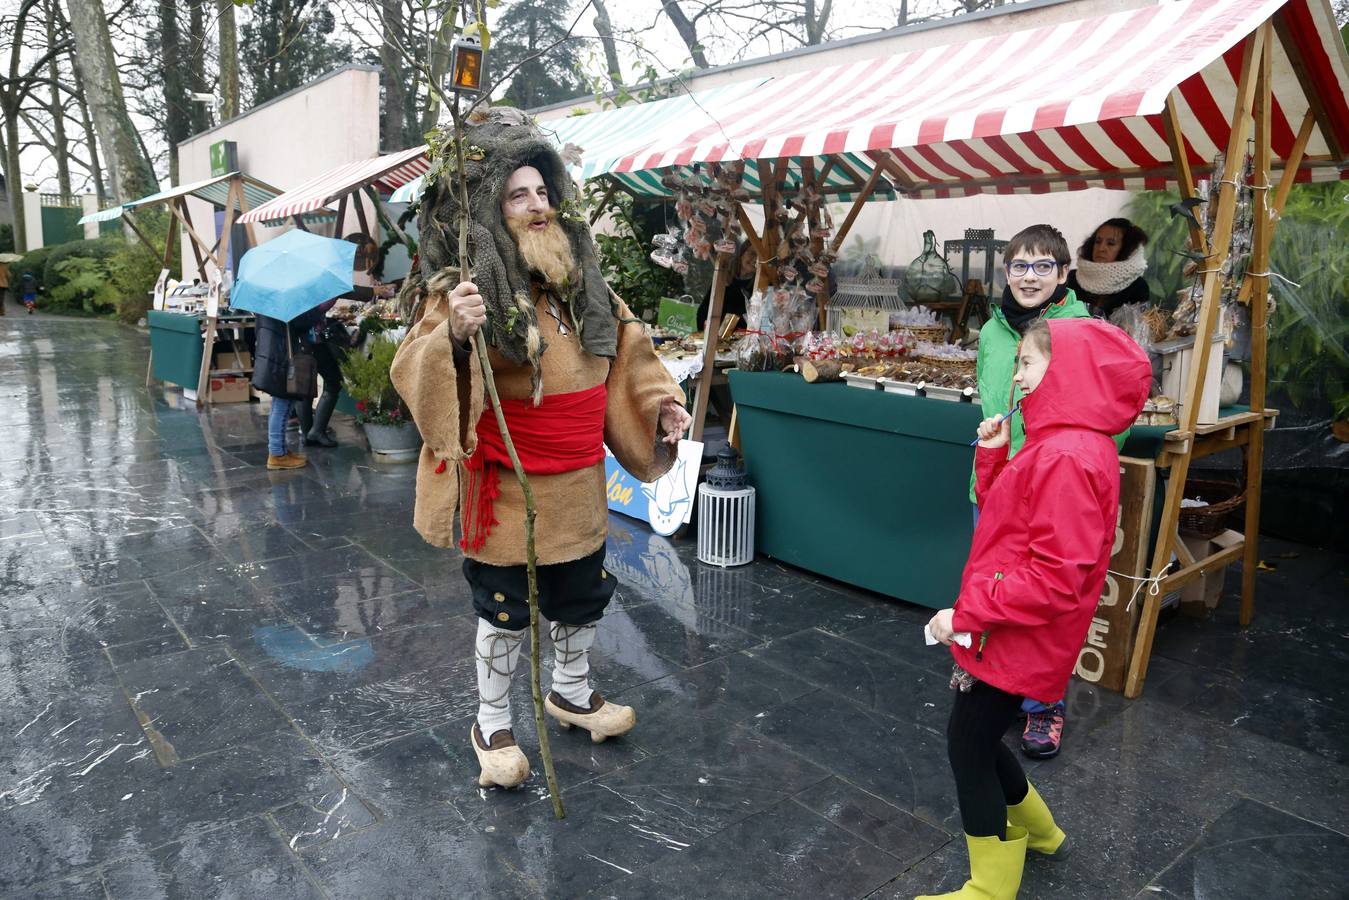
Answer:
[
  {"xmin": 77, "ymin": 173, "xmax": 285, "ymax": 225},
  {"xmin": 613, "ymin": 0, "xmax": 1349, "ymax": 198},
  {"xmin": 387, "ymin": 80, "xmax": 771, "ymax": 204},
  {"xmin": 237, "ymin": 145, "xmax": 431, "ymax": 224}
]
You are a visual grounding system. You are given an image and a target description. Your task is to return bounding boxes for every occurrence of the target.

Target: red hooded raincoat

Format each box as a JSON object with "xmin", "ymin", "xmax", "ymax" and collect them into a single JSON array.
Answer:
[{"xmin": 950, "ymin": 318, "xmax": 1150, "ymax": 702}]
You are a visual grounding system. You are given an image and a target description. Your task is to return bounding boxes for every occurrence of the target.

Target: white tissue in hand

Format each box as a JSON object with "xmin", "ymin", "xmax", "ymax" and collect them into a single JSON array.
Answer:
[{"xmin": 924, "ymin": 624, "xmax": 973, "ymax": 648}]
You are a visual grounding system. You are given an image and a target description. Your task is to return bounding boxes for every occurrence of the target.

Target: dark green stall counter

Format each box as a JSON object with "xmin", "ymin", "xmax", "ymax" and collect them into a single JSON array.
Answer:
[
  {"xmin": 729, "ymin": 370, "xmax": 984, "ymax": 609},
  {"xmin": 147, "ymin": 310, "xmax": 204, "ymax": 389}
]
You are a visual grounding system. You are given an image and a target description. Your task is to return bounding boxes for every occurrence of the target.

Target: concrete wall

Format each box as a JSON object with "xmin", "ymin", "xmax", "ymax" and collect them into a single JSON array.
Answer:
[{"xmin": 175, "ymin": 64, "xmax": 382, "ymax": 281}]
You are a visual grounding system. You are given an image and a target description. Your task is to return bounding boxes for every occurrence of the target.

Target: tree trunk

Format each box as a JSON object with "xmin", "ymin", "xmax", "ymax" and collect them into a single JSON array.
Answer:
[
  {"xmin": 216, "ymin": 0, "xmax": 239, "ymax": 119},
  {"xmin": 805, "ymin": 0, "xmax": 833, "ymax": 45},
  {"xmin": 66, "ymin": 0, "xmax": 158, "ymax": 202},
  {"xmin": 1, "ymin": 115, "xmax": 26, "ymax": 251},
  {"xmin": 591, "ymin": 0, "xmax": 624, "ymax": 88},
  {"xmin": 380, "ymin": 0, "xmax": 407, "ymax": 150},
  {"xmin": 45, "ymin": 0, "xmax": 71, "ymax": 197},
  {"xmin": 659, "ymin": 1, "xmax": 709, "ymax": 68},
  {"xmin": 74, "ymin": 74, "xmax": 107, "ymax": 206},
  {"xmin": 419, "ymin": 10, "xmax": 455, "ymax": 133},
  {"xmin": 160, "ymin": 0, "xmax": 189, "ymax": 183},
  {"xmin": 187, "ymin": 0, "xmax": 210, "ymax": 133}
]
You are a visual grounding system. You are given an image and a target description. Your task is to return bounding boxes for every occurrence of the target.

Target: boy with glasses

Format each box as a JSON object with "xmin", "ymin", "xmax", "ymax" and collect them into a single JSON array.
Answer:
[{"xmin": 970, "ymin": 224, "xmax": 1095, "ymax": 760}]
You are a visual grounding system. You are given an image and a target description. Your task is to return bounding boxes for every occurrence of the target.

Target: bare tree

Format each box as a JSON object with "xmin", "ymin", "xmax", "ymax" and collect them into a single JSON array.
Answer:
[
  {"xmin": 1, "ymin": 0, "xmax": 75, "ymax": 249},
  {"xmin": 187, "ymin": 0, "xmax": 211, "ymax": 133},
  {"xmin": 43, "ymin": 0, "xmax": 71, "ymax": 195},
  {"xmin": 66, "ymin": 0, "xmax": 159, "ymax": 202},
  {"xmin": 379, "ymin": 0, "xmax": 408, "ymax": 149},
  {"xmin": 659, "ymin": 1, "xmax": 709, "ymax": 68},
  {"xmin": 216, "ymin": 0, "xmax": 239, "ymax": 119},
  {"xmin": 592, "ymin": 0, "xmax": 624, "ymax": 87},
  {"xmin": 159, "ymin": 0, "xmax": 192, "ymax": 182}
]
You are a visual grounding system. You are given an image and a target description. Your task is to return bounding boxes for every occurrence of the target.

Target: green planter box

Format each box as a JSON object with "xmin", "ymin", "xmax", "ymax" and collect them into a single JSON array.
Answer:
[
  {"xmin": 147, "ymin": 309, "xmax": 204, "ymax": 389},
  {"xmin": 730, "ymin": 370, "xmax": 984, "ymax": 609}
]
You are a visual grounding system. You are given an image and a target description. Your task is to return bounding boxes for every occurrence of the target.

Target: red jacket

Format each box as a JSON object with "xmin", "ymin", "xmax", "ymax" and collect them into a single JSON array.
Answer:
[{"xmin": 951, "ymin": 318, "xmax": 1150, "ymax": 702}]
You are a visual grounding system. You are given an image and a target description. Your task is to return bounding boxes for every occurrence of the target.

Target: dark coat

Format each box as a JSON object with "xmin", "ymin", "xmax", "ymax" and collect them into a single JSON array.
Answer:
[{"xmin": 252, "ymin": 309, "xmax": 321, "ymax": 399}]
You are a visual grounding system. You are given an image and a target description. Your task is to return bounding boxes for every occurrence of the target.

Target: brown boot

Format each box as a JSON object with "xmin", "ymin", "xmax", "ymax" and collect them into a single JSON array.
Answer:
[
  {"xmin": 545, "ymin": 690, "xmax": 636, "ymax": 743},
  {"xmin": 266, "ymin": 452, "xmax": 307, "ymax": 470},
  {"xmin": 471, "ymin": 723, "xmax": 530, "ymax": 788}
]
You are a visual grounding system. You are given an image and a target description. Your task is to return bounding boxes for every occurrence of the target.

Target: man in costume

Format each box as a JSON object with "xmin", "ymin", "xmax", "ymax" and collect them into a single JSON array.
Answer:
[{"xmin": 391, "ymin": 108, "xmax": 691, "ymax": 789}]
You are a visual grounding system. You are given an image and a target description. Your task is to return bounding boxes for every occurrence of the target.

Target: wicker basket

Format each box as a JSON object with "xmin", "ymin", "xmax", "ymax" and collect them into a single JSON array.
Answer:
[
  {"xmin": 896, "ymin": 324, "xmax": 949, "ymax": 343},
  {"xmin": 1178, "ymin": 479, "xmax": 1245, "ymax": 538},
  {"xmin": 918, "ymin": 355, "xmax": 977, "ymax": 375}
]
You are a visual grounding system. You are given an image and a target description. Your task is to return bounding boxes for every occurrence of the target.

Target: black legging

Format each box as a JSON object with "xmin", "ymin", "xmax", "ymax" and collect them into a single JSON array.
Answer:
[{"xmin": 946, "ymin": 680, "xmax": 1030, "ymax": 838}]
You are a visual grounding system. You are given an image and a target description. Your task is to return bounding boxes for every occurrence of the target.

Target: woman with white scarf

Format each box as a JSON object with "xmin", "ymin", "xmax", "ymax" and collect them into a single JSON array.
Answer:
[{"xmin": 1067, "ymin": 218, "xmax": 1150, "ymax": 319}]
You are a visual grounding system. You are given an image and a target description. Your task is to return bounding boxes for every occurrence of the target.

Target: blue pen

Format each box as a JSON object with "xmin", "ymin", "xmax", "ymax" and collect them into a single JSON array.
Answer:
[{"xmin": 970, "ymin": 401, "xmax": 1021, "ymax": 446}]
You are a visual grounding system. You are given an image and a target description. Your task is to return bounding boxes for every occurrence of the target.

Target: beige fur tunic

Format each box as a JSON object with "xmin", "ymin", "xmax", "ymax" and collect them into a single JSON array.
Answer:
[{"xmin": 391, "ymin": 287, "xmax": 682, "ymax": 566}]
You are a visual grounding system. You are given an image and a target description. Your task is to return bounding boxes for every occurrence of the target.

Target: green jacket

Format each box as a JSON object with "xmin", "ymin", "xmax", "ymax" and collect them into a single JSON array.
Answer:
[{"xmin": 969, "ymin": 289, "xmax": 1128, "ymax": 503}]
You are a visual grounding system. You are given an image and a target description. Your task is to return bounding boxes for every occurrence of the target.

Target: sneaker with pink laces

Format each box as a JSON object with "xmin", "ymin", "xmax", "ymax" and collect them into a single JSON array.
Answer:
[{"xmin": 1021, "ymin": 702, "xmax": 1065, "ymax": 758}]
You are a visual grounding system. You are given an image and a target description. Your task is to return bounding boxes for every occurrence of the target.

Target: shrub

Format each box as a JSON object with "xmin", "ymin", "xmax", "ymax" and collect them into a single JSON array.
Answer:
[
  {"xmin": 339, "ymin": 336, "xmax": 409, "ymax": 426},
  {"xmin": 41, "ymin": 238, "xmax": 119, "ymax": 314},
  {"xmin": 0, "ymin": 223, "xmax": 14, "ymax": 253},
  {"xmin": 14, "ymin": 245, "xmax": 54, "ymax": 290}
]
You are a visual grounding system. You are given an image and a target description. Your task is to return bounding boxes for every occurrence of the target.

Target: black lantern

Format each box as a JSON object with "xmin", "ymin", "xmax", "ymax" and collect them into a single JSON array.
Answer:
[
  {"xmin": 451, "ymin": 33, "xmax": 486, "ymax": 95},
  {"xmin": 704, "ymin": 445, "xmax": 747, "ymax": 490}
]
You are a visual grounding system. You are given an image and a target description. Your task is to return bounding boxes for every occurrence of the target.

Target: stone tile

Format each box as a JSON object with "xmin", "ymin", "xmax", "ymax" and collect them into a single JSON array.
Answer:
[
  {"xmin": 6, "ymin": 874, "xmax": 110, "ymax": 900},
  {"xmin": 594, "ymin": 797, "xmax": 907, "ymax": 899},
  {"xmin": 99, "ymin": 817, "xmax": 327, "ymax": 899},
  {"xmin": 1141, "ymin": 798, "xmax": 1349, "ymax": 900},
  {"xmin": 752, "ymin": 628, "xmax": 953, "ymax": 730},
  {"xmin": 790, "ymin": 776, "xmax": 950, "ymax": 866},
  {"xmin": 747, "ymin": 691, "xmax": 962, "ymax": 834},
  {"xmin": 112, "ymin": 645, "xmax": 294, "ymax": 760},
  {"xmin": 0, "ymin": 731, "xmax": 338, "ymax": 890}
]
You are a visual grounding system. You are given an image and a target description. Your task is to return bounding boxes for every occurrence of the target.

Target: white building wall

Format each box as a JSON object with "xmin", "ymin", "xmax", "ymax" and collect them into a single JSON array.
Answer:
[{"xmin": 175, "ymin": 65, "xmax": 382, "ymax": 281}]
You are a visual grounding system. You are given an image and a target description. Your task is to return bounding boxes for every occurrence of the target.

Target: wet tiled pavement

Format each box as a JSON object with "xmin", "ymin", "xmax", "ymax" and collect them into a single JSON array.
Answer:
[{"xmin": 2, "ymin": 315, "xmax": 1346, "ymax": 899}]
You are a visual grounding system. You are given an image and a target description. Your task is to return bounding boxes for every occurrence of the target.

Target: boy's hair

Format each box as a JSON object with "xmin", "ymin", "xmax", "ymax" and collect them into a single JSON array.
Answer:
[
  {"xmin": 1078, "ymin": 218, "xmax": 1148, "ymax": 261},
  {"xmin": 1022, "ymin": 318, "xmax": 1052, "ymax": 357},
  {"xmin": 1005, "ymin": 224, "xmax": 1071, "ymax": 268}
]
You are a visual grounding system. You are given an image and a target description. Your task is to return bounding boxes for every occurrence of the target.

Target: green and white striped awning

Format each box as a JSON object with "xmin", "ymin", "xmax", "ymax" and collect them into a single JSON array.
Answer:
[
  {"xmin": 390, "ymin": 80, "xmax": 845, "ymax": 204},
  {"xmin": 77, "ymin": 172, "xmax": 289, "ymax": 225}
]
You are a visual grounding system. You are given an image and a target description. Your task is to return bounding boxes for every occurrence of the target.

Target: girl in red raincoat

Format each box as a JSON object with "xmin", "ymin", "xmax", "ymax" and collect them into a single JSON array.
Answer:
[{"xmin": 921, "ymin": 317, "xmax": 1150, "ymax": 900}]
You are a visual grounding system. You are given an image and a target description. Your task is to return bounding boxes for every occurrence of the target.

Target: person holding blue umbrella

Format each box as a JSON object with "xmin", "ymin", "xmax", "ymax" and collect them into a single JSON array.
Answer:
[{"xmin": 231, "ymin": 229, "xmax": 356, "ymax": 469}]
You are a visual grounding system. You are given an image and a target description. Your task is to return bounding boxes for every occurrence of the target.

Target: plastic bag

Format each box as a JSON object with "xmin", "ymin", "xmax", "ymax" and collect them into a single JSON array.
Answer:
[{"xmin": 734, "ymin": 291, "xmax": 778, "ymax": 371}]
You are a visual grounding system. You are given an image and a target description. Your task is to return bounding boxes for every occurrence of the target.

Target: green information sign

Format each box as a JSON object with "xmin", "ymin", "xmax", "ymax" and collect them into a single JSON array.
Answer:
[{"xmin": 210, "ymin": 140, "xmax": 234, "ymax": 176}]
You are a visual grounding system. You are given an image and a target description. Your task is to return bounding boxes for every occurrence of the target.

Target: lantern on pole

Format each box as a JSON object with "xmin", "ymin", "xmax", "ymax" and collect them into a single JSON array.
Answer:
[{"xmin": 451, "ymin": 33, "xmax": 486, "ymax": 95}]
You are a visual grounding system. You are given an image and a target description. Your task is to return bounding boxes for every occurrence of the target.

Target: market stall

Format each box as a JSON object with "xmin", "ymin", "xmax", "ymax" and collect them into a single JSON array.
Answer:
[
  {"xmin": 237, "ymin": 146, "xmax": 431, "ymax": 416},
  {"xmin": 602, "ymin": 0, "xmax": 1349, "ymax": 696},
  {"xmin": 79, "ymin": 171, "xmax": 288, "ymax": 405}
]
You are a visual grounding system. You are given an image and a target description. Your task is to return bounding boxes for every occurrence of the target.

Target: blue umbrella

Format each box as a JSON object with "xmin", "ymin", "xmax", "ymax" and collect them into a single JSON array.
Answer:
[{"xmin": 230, "ymin": 229, "xmax": 356, "ymax": 321}]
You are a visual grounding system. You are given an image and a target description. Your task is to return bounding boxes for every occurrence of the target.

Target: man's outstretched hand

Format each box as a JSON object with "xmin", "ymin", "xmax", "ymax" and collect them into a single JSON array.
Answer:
[{"xmin": 659, "ymin": 396, "xmax": 692, "ymax": 445}]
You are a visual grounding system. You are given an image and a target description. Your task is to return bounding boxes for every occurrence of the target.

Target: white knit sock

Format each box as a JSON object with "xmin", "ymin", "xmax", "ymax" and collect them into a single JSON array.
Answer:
[
  {"xmin": 549, "ymin": 621, "xmax": 598, "ymax": 708},
  {"xmin": 475, "ymin": 617, "xmax": 524, "ymax": 740}
]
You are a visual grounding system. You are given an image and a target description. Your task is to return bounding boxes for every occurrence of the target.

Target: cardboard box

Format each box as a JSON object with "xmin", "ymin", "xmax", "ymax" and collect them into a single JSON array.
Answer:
[
  {"xmin": 1178, "ymin": 529, "xmax": 1242, "ymax": 615},
  {"xmin": 213, "ymin": 349, "xmax": 251, "ymax": 372},
  {"xmin": 209, "ymin": 375, "xmax": 250, "ymax": 404}
]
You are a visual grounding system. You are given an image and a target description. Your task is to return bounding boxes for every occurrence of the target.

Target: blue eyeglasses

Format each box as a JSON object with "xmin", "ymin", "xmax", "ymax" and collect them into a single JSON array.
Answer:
[{"xmin": 1005, "ymin": 259, "xmax": 1059, "ymax": 277}]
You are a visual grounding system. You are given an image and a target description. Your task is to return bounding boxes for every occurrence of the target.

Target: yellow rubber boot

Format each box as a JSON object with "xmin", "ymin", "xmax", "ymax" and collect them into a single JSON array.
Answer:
[
  {"xmin": 915, "ymin": 825, "xmax": 1027, "ymax": 899},
  {"xmin": 1007, "ymin": 782, "xmax": 1069, "ymax": 859}
]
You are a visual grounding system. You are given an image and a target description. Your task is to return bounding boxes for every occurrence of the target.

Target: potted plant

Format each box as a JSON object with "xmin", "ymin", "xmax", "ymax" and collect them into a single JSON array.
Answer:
[{"xmin": 340, "ymin": 335, "xmax": 422, "ymax": 461}]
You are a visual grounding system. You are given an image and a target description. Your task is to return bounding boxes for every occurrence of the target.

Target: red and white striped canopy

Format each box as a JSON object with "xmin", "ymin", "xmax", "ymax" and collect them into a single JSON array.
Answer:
[
  {"xmin": 238, "ymin": 145, "xmax": 430, "ymax": 224},
  {"xmin": 613, "ymin": 0, "xmax": 1349, "ymax": 197}
]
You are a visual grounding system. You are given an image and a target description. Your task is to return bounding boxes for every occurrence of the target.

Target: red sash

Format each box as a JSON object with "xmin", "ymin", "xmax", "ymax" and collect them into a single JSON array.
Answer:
[{"xmin": 459, "ymin": 383, "xmax": 608, "ymax": 552}]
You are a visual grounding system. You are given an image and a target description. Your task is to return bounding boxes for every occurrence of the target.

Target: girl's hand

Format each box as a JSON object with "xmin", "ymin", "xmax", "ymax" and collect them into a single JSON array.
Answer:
[
  {"xmin": 928, "ymin": 608, "xmax": 956, "ymax": 645},
  {"xmin": 976, "ymin": 416, "xmax": 1011, "ymax": 449}
]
